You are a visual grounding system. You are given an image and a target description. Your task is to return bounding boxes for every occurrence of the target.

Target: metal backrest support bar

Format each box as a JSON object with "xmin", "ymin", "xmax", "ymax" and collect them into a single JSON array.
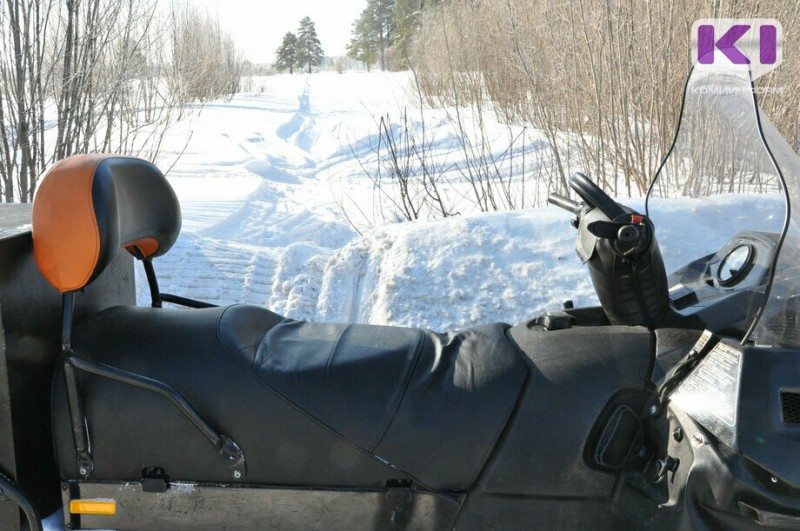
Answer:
[
  {"xmin": 160, "ymin": 293, "xmax": 217, "ymax": 309},
  {"xmin": 135, "ymin": 252, "xmax": 217, "ymax": 309},
  {"xmin": 60, "ymin": 293, "xmax": 95, "ymax": 478},
  {"xmin": 141, "ymin": 257, "xmax": 162, "ymax": 308},
  {"xmin": 60, "ymin": 292, "xmax": 245, "ymax": 481},
  {"xmin": 68, "ymin": 356, "xmax": 246, "ymax": 480}
]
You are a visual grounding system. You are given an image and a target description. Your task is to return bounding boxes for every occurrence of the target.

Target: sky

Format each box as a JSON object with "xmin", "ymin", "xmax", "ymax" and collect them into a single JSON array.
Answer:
[{"xmin": 190, "ymin": 0, "xmax": 368, "ymax": 64}]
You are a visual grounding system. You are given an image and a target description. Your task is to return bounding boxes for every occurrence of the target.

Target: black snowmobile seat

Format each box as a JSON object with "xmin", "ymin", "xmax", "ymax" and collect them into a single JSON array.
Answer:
[
  {"xmin": 34, "ymin": 154, "xmax": 529, "ymax": 492},
  {"xmin": 54, "ymin": 304, "xmax": 527, "ymax": 490}
]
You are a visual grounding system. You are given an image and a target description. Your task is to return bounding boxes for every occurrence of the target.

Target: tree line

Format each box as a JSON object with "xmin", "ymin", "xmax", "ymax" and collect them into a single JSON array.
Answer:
[
  {"xmin": 274, "ymin": 17, "xmax": 324, "ymax": 74},
  {"xmin": 0, "ymin": 0, "xmax": 246, "ymax": 203},
  {"xmin": 272, "ymin": 2, "xmax": 433, "ymax": 74}
]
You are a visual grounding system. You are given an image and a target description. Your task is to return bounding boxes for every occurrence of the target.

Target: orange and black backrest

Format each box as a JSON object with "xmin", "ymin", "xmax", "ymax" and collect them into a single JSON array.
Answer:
[{"xmin": 32, "ymin": 154, "xmax": 181, "ymax": 293}]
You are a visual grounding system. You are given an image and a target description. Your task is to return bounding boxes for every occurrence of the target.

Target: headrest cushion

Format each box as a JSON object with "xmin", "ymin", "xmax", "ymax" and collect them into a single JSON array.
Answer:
[{"xmin": 32, "ymin": 154, "xmax": 181, "ymax": 293}]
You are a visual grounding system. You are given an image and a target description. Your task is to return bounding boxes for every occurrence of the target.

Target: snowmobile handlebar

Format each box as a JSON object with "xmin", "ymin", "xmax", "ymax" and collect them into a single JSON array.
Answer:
[{"xmin": 547, "ymin": 192, "xmax": 582, "ymax": 214}]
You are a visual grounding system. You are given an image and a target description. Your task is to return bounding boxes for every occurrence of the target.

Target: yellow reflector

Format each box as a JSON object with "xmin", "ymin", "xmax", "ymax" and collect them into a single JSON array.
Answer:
[{"xmin": 69, "ymin": 499, "xmax": 117, "ymax": 515}]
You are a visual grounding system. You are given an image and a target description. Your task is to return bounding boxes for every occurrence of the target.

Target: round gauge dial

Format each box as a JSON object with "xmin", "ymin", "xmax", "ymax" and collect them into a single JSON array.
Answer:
[{"xmin": 718, "ymin": 243, "xmax": 754, "ymax": 286}]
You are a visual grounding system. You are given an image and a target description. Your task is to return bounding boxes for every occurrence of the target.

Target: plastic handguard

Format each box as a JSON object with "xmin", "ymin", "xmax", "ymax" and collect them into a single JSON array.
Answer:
[{"xmin": 578, "ymin": 208, "xmax": 670, "ymax": 328}]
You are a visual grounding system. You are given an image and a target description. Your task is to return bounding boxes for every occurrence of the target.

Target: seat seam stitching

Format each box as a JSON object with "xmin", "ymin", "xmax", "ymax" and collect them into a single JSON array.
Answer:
[{"xmin": 369, "ymin": 328, "xmax": 427, "ymax": 453}]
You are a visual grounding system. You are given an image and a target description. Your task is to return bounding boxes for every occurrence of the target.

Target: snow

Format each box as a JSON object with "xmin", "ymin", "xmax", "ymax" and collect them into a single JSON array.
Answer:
[{"xmin": 132, "ymin": 71, "xmax": 786, "ymax": 332}]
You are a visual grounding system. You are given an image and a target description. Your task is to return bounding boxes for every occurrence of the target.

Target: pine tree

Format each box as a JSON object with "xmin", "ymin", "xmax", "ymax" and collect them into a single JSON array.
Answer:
[
  {"xmin": 346, "ymin": 16, "xmax": 377, "ymax": 71},
  {"xmin": 296, "ymin": 17, "xmax": 324, "ymax": 74},
  {"xmin": 391, "ymin": 0, "xmax": 424, "ymax": 68},
  {"xmin": 369, "ymin": 0, "xmax": 394, "ymax": 71},
  {"xmin": 347, "ymin": 0, "xmax": 395, "ymax": 71},
  {"xmin": 274, "ymin": 32, "xmax": 298, "ymax": 74}
]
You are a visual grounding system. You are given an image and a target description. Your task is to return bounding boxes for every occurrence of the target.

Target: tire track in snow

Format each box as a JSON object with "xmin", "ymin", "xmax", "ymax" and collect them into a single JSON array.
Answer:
[
  {"xmin": 276, "ymin": 80, "xmax": 317, "ymax": 155},
  {"xmin": 141, "ymin": 76, "xmax": 356, "ymax": 319}
]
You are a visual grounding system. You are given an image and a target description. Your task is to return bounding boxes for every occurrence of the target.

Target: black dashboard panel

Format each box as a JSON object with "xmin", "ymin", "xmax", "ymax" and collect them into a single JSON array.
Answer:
[{"xmin": 667, "ymin": 232, "xmax": 778, "ymax": 333}]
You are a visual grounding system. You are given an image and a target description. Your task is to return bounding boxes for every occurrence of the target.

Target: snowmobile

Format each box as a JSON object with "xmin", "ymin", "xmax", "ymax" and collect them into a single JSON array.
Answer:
[{"xmin": 1, "ymin": 63, "xmax": 800, "ymax": 531}]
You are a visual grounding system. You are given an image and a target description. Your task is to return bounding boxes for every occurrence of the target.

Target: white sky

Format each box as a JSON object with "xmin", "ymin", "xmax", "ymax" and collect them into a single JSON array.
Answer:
[{"xmin": 188, "ymin": 0, "xmax": 368, "ymax": 63}]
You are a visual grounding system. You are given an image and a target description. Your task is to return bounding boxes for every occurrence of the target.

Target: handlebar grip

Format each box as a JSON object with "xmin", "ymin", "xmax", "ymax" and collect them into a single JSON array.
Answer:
[{"xmin": 547, "ymin": 193, "xmax": 582, "ymax": 214}]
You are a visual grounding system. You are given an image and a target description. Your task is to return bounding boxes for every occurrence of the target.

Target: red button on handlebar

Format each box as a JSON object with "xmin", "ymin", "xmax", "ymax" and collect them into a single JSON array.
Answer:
[{"xmin": 631, "ymin": 215, "xmax": 644, "ymax": 224}]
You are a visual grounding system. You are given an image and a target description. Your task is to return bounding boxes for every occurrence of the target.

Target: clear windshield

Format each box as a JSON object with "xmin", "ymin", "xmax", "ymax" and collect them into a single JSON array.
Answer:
[
  {"xmin": 646, "ymin": 64, "xmax": 800, "ymax": 347},
  {"xmin": 646, "ymin": 68, "xmax": 782, "ymax": 200},
  {"xmin": 749, "ymin": 109, "xmax": 800, "ymax": 347}
]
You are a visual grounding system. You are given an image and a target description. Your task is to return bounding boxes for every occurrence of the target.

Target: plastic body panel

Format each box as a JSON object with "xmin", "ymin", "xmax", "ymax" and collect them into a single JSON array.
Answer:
[
  {"xmin": 63, "ymin": 481, "xmax": 464, "ymax": 531},
  {"xmin": 452, "ymin": 323, "xmax": 655, "ymax": 529},
  {"xmin": 666, "ymin": 232, "xmax": 777, "ymax": 334},
  {"xmin": 0, "ymin": 206, "xmax": 134, "ymax": 520},
  {"xmin": 0, "ymin": 287, "xmax": 19, "ymax": 531},
  {"xmin": 654, "ymin": 407, "xmax": 800, "ymax": 531},
  {"xmin": 672, "ymin": 339, "xmax": 800, "ymax": 487}
]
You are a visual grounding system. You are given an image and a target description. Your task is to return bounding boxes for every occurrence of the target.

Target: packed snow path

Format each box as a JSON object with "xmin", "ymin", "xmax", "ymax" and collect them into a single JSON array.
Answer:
[
  {"xmin": 147, "ymin": 72, "xmax": 784, "ymax": 332},
  {"xmin": 154, "ymin": 75, "xmax": 359, "ymax": 315}
]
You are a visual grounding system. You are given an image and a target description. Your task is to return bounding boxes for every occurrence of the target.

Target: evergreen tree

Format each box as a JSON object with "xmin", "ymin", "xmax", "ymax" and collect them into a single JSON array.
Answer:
[
  {"xmin": 369, "ymin": 0, "xmax": 394, "ymax": 71},
  {"xmin": 347, "ymin": 0, "xmax": 395, "ymax": 71},
  {"xmin": 274, "ymin": 32, "xmax": 298, "ymax": 74},
  {"xmin": 346, "ymin": 16, "xmax": 377, "ymax": 71},
  {"xmin": 296, "ymin": 17, "xmax": 324, "ymax": 74},
  {"xmin": 391, "ymin": 0, "xmax": 424, "ymax": 68}
]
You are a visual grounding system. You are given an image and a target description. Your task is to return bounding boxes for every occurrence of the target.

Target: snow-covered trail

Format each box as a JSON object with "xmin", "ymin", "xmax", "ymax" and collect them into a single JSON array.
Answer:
[
  {"xmin": 144, "ymin": 72, "xmax": 784, "ymax": 332},
  {"xmin": 149, "ymin": 73, "xmax": 408, "ymax": 317}
]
